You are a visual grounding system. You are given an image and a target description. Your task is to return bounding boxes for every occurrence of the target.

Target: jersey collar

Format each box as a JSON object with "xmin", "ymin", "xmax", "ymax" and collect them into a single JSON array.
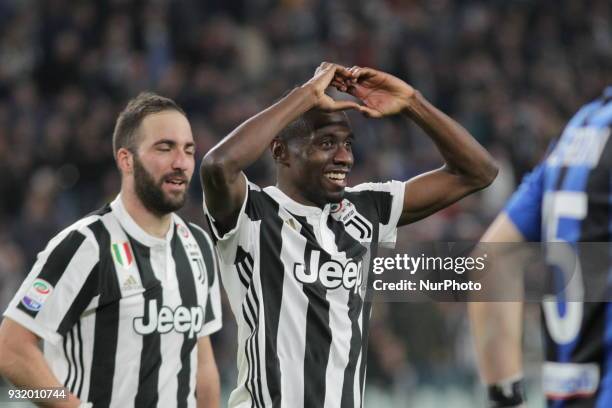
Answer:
[
  {"xmin": 111, "ymin": 195, "xmax": 175, "ymax": 247},
  {"xmin": 264, "ymin": 186, "xmax": 330, "ymax": 217}
]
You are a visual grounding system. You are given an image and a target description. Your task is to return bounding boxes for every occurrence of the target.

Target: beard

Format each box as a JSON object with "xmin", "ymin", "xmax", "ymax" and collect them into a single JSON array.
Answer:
[{"xmin": 133, "ymin": 154, "xmax": 188, "ymax": 216}]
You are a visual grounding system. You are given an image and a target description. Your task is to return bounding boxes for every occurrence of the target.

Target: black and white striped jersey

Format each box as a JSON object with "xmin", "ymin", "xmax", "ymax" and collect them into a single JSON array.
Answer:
[
  {"xmin": 204, "ymin": 177, "xmax": 405, "ymax": 408},
  {"xmin": 4, "ymin": 196, "xmax": 222, "ymax": 408}
]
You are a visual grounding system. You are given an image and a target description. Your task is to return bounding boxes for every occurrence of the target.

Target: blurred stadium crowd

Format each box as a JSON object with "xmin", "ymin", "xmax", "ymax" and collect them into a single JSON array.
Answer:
[{"xmin": 0, "ymin": 0, "xmax": 610, "ymax": 405}]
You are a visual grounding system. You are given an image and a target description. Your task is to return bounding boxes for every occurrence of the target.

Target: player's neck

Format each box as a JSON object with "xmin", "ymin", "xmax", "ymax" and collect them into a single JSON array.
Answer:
[
  {"xmin": 120, "ymin": 191, "xmax": 173, "ymax": 239},
  {"xmin": 275, "ymin": 180, "xmax": 324, "ymax": 209}
]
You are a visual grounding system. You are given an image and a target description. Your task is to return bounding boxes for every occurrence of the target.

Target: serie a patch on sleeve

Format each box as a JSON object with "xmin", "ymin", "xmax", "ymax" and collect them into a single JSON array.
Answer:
[{"xmin": 21, "ymin": 278, "xmax": 54, "ymax": 312}]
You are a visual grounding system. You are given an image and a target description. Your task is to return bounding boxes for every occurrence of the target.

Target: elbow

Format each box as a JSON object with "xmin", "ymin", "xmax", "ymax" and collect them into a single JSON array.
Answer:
[
  {"xmin": 467, "ymin": 157, "xmax": 499, "ymax": 191},
  {"xmin": 200, "ymin": 151, "xmax": 223, "ymax": 181},
  {"xmin": 477, "ymin": 158, "xmax": 499, "ymax": 189},
  {"xmin": 200, "ymin": 151, "xmax": 236, "ymax": 189},
  {"xmin": 448, "ymin": 156, "xmax": 499, "ymax": 192}
]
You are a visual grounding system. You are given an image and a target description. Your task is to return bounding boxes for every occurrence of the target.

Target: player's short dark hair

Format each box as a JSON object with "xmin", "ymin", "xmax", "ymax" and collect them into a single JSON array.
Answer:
[
  {"xmin": 276, "ymin": 113, "xmax": 315, "ymax": 144},
  {"xmin": 276, "ymin": 108, "xmax": 351, "ymax": 145},
  {"xmin": 273, "ymin": 88, "xmax": 317, "ymax": 144},
  {"xmin": 112, "ymin": 92, "xmax": 186, "ymax": 157}
]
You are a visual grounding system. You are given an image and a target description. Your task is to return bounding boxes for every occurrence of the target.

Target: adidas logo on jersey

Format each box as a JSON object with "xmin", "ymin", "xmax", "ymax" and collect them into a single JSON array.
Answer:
[
  {"xmin": 284, "ymin": 218, "xmax": 298, "ymax": 231},
  {"xmin": 293, "ymin": 249, "xmax": 363, "ymax": 292},
  {"xmin": 133, "ymin": 300, "xmax": 204, "ymax": 339},
  {"xmin": 122, "ymin": 275, "xmax": 140, "ymax": 291}
]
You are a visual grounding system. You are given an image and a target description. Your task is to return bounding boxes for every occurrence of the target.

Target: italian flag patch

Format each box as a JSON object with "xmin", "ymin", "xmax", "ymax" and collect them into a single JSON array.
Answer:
[{"xmin": 112, "ymin": 242, "xmax": 133, "ymax": 267}]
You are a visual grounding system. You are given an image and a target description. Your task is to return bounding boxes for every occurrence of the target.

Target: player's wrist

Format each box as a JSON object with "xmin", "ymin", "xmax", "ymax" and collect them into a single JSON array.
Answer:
[
  {"xmin": 401, "ymin": 89, "xmax": 422, "ymax": 117},
  {"xmin": 487, "ymin": 375, "xmax": 526, "ymax": 407},
  {"xmin": 297, "ymin": 83, "xmax": 321, "ymax": 110}
]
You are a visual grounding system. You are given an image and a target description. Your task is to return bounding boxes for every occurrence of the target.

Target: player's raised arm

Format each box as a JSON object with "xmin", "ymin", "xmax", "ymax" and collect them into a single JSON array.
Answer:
[
  {"xmin": 337, "ymin": 66, "xmax": 498, "ymax": 225},
  {"xmin": 200, "ymin": 62, "xmax": 361, "ymax": 234}
]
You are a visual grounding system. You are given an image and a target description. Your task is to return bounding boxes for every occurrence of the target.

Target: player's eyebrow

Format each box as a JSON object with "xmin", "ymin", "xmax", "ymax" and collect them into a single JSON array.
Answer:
[
  {"xmin": 154, "ymin": 139, "xmax": 195, "ymax": 148},
  {"xmin": 154, "ymin": 139, "xmax": 176, "ymax": 147},
  {"xmin": 315, "ymin": 130, "xmax": 355, "ymax": 143}
]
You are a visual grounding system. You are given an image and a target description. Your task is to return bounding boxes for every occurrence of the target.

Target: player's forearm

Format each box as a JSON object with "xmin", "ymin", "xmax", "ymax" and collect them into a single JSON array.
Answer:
[
  {"xmin": 403, "ymin": 91, "xmax": 498, "ymax": 189},
  {"xmin": 468, "ymin": 301, "xmax": 523, "ymax": 384},
  {"xmin": 0, "ymin": 341, "xmax": 80, "ymax": 407},
  {"xmin": 196, "ymin": 362, "xmax": 220, "ymax": 408},
  {"xmin": 201, "ymin": 86, "xmax": 316, "ymax": 182}
]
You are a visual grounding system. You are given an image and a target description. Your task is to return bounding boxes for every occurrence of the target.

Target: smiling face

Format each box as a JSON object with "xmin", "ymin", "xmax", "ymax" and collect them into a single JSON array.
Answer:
[
  {"xmin": 276, "ymin": 110, "xmax": 354, "ymax": 206},
  {"xmin": 129, "ymin": 110, "xmax": 195, "ymax": 215}
]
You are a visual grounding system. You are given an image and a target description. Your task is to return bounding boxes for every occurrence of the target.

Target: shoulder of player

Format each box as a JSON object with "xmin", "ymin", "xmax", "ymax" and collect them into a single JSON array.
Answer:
[
  {"xmin": 343, "ymin": 181, "xmax": 401, "ymax": 207},
  {"xmin": 41, "ymin": 211, "xmax": 106, "ymax": 258},
  {"xmin": 244, "ymin": 183, "xmax": 285, "ymax": 219},
  {"xmin": 247, "ymin": 180, "xmax": 261, "ymax": 192},
  {"xmin": 345, "ymin": 180, "xmax": 404, "ymax": 194}
]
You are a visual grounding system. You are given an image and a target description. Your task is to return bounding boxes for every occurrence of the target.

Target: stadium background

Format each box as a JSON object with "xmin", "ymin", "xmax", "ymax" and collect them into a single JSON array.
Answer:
[{"xmin": 0, "ymin": 0, "xmax": 610, "ymax": 406}]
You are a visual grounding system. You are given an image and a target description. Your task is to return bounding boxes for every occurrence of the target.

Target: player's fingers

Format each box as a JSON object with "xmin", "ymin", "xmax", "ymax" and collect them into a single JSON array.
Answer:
[
  {"xmin": 333, "ymin": 75, "xmax": 349, "ymax": 87},
  {"xmin": 331, "ymin": 80, "xmax": 347, "ymax": 92},
  {"xmin": 329, "ymin": 100, "xmax": 362, "ymax": 112},
  {"xmin": 315, "ymin": 61, "xmax": 333, "ymax": 75},
  {"xmin": 344, "ymin": 84, "xmax": 362, "ymax": 97},
  {"xmin": 358, "ymin": 105, "xmax": 382, "ymax": 118},
  {"xmin": 333, "ymin": 64, "xmax": 352, "ymax": 78},
  {"xmin": 351, "ymin": 66, "xmax": 376, "ymax": 82},
  {"xmin": 348, "ymin": 66, "xmax": 361, "ymax": 82}
]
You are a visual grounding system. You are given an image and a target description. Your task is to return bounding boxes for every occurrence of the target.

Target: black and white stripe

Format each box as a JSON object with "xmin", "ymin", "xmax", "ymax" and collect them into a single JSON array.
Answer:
[
  {"xmin": 63, "ymin": 322, "xmax": 85, "ymax": 398},
  {"xmin": 172, "ymin": 228, "xmax": 199, "ymax": 408},
  {"xmin": 4, "ymin": 197, "xmax": 222, "ymax": 407},
  {"xmin": 242, "ymin": 283, "xmax": 264, "ymax": 408},
  {"xmin": 205, "ymin": 179, "xmax": 404, "ymax": 407},
  {"xmin": 235, "ymin": 247, "xmax": 254, "ymax": 289}
]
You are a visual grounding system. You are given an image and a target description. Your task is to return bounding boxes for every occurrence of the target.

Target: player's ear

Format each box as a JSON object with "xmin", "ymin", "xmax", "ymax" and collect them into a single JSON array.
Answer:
[
  {"xmin": 271, "ymin": 138, "xmax": 290, "ymax": 165},
  {"xmin": 116, "ymin": 147, "xmax": 134, "ymax": 175}
]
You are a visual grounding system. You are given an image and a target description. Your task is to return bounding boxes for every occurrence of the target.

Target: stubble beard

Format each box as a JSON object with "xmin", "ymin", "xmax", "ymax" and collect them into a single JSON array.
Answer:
[{"xmin": 133, "ymin": 154, "xmax": 188, "ymax": 216}]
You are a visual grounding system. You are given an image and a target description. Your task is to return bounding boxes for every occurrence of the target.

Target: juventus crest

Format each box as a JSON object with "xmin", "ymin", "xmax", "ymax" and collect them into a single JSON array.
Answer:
[{"xmin": 330, "ymin": 200, "xmax": 373, "ymax": 241}]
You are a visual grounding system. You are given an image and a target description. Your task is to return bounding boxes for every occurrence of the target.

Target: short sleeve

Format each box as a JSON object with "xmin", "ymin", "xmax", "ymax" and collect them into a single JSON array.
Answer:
[
  {"xmin": 504, "ymin": 163, "xmax": 545, "ymax": 241},
  {"xmin": 203, "ymin": 173, "xmax": 258, "ymax": 265},
  {"xmin": 347, "ymin": 180, "xmax": 405, "ymax": 246},
  {"xmin": 3, "ymin": 228, "xmax": 99, "ymax": 346},
  {"xmin": 197, "ymin": 227, "xmax": 223, "ymax": 337}
]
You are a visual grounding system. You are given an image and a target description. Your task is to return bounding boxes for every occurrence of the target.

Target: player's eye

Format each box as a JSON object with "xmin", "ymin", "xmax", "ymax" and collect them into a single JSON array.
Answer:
[
  {"xmin": 156, "ymin": 142, "xmax": 173, "ymax": 152},
  {"xmin": 321, "ymin": 139, "xmax": 334, "ymax": 149}
]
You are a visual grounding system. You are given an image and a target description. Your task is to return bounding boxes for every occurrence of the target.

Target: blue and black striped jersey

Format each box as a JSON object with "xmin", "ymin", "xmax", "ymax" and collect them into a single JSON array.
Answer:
[{"xmin": 506, "ymin": 86, "xmax": 612, "ymax": 407}]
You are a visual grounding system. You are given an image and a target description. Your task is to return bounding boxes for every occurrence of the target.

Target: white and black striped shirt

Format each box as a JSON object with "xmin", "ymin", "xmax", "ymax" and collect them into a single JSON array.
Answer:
[
  {"xmin": 4, "ymin": 196, "xmax": 222, "ymax": 407},
  {"xmin": 204, "ymin": 177, "xmax": 404, "ymax": 408}
]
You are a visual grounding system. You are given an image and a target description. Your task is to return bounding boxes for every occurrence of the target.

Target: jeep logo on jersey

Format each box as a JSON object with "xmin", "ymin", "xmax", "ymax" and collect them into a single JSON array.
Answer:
[
  {"xmin": 133, "ymin": 300, "xmax": 204, "ymax": 339},
  {"xmin": 293, "ymin": 249, "xmax": 363, "ymax": 292}
]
